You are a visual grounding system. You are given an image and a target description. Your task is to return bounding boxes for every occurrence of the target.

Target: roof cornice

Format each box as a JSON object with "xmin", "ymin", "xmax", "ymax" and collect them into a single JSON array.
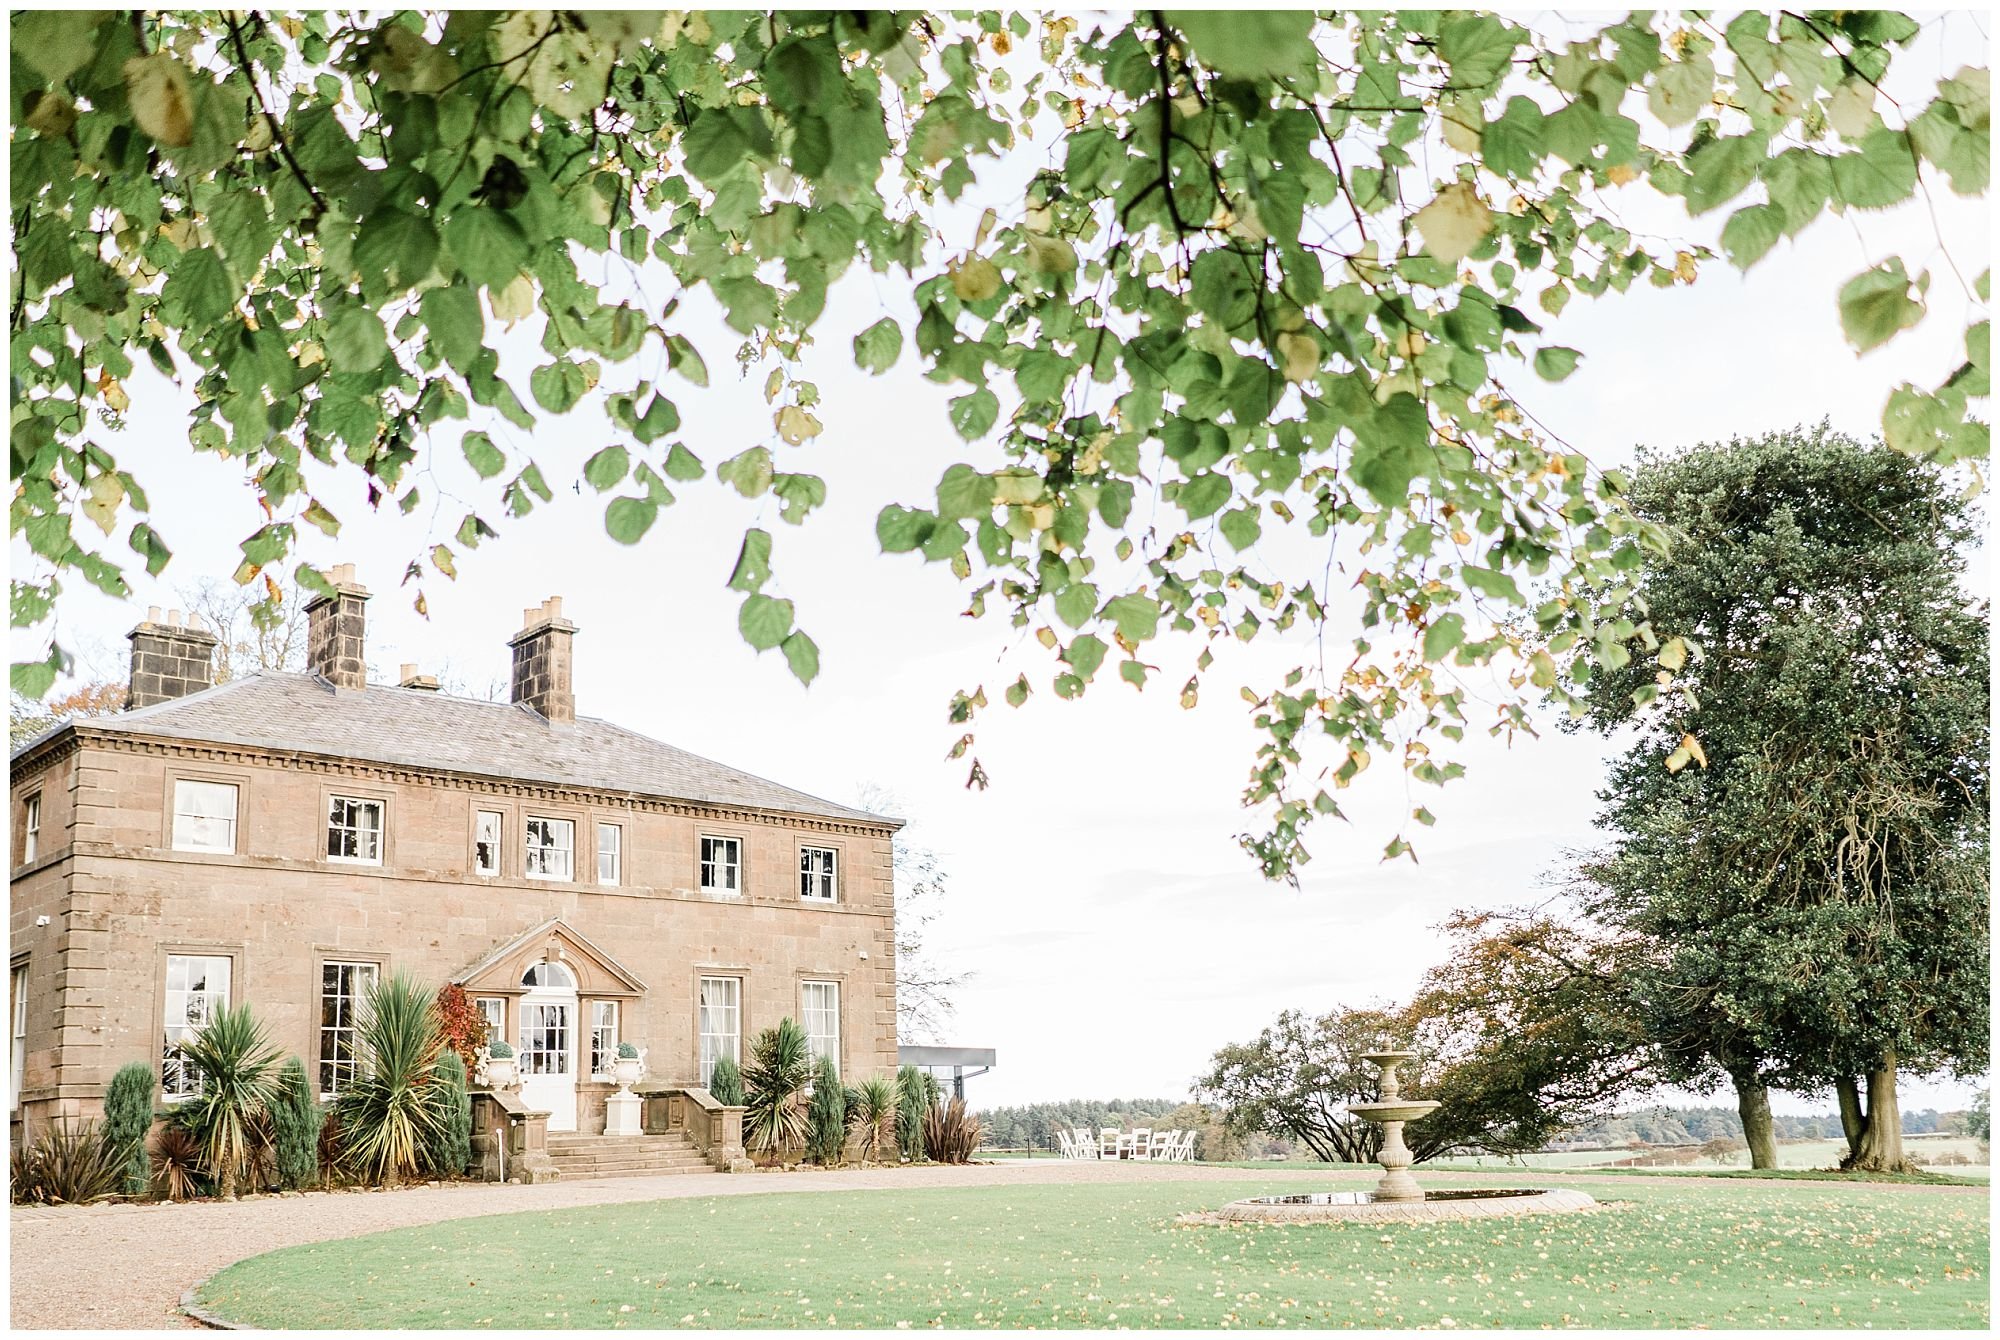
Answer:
[{"xmin": 54, "ymin": 726, "xmax": 903, "ymax": 835}]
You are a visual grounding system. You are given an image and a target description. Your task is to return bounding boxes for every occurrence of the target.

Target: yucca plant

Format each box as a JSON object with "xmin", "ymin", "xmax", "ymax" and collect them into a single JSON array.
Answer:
[
  {"xmin": 10, "ymin": 1118, "xmax": 130, "ymax": 1205},
  {"xmin": 101, "ymin": 1061, "xmax": 157, "ymax": 1197},
  {"xmin": 741, "ymin": 1017, "xmax": 811, "ymax": 1159},
  {"xmin": 922, "ymin": 1096, "xmax": 981, "ymax": 1164},
  {"xmin": 805, "ymin": 1054, "xmax": 846, "ymax": 1165},
  {"xmin": 175, "ymin": 1002, "xmax": 283, "ymax": 1198},
  {"xmin": 895, "ymin": 1064, "xmax": 928, "ymax": 1161},
  {"xmin": 707, "ymin": 1054, "xmax": 745, "ymax": 1106},
  {"xmin": 849, "ymin": 1075, "xmax": 898, "ymax": 1164},
  {"xmin": 332, "ymin": 972, "xmax": 453, "ymax": 1185}
]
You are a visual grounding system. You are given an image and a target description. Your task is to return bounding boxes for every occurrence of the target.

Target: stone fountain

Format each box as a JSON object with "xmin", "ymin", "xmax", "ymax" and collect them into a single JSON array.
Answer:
[
  {"xmin": 1344, "ymin": 1051, "xmax": 1440, "ymax": 1202},
  {"xmin": 1205, "ymin": 1050, "xmax": 1597, "ymax": 1225}
]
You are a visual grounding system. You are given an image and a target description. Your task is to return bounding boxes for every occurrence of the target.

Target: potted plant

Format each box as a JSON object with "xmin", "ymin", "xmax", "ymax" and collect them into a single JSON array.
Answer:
[
  {"xmin": 484, "ymin": 1039, "xmax": 517, "ymax": 1089},
  {"xmin": 613, "ymin": 1041, "xmax": 642, "ymax": 1090}
]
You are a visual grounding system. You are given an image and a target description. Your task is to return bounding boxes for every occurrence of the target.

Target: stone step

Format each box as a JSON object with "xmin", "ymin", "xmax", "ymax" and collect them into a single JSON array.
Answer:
[
  {"xmin": 547, "ymin": 1136, "xmax": 693, "ymax": 1150},
  {"xmin": 553, "ymin": 1163, "xmax": 713, "ymax": 1181},
  {"xmin": 546, "ymin": 1152, "xmax": 711, "ymax": 1168}
]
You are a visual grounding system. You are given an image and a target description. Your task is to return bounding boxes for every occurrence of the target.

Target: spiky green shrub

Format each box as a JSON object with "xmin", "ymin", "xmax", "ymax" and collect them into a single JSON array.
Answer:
[
  {"xmin": 176, "ymin": 1002, "xmax": 283, "ymax": 1198},
  {"xmin": 923, "ymin": 1095, "xmax": 981, "ymax": 1164},
  {"xmin": 806, "ymin": 1054, "xmax": 846, "ymax": 1165},
  {"xmin": 849, "ymin": 1075, "xmax": 898, "ymax": 1164},
  {"xmin": 150, "ymin": 1110, "xmax": 208, "ymax": 1200},
  {"xmin": 896, "ymin": 1064, "xmax": 928, "ymax": 1161},
  {"xmin": 268, "ymin": 1055, "xmax": 322, "ymax": 1191},
  {"xmin": 425, "ymin": 1050, "xmax": 473, "ymax": 1178},
  {"xmin": 707, "ymin": 1055, "xmax": 744, "ymax": 1105},
  {"xmin": 332, "ymin": 973, "xmax": 453, "ymax": 1185},
  {"xmin": 742, "ymin": 1017, "xmax": 811, "ymax": 1159},
  {"xmin": 10, "ymin": 1118, "xmax": 129, "ymax": 1205},
  {"xmin": 102, "ymin": 1061, "xmax": 156, "ymax": 1197}
]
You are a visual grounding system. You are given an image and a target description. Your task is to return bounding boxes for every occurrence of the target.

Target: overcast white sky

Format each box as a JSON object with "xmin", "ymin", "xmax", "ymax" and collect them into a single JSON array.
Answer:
[{"xmin": 12, "ymin": 10, "xmax": 1989, "ymax": 1116}]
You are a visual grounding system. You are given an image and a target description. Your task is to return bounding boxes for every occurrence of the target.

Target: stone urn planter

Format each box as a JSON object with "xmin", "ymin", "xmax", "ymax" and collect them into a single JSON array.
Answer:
[
  {"xmin": 605, "ymin": 1044, "xmax": 644, "ymax": 1135},
  {"xmin": 613, "ymin": 1054, "xmax": 642, "ymax": 1089},
  {"xmin": 484, "ymin": 1042, "xmax": 518, "ymax": 1090}
]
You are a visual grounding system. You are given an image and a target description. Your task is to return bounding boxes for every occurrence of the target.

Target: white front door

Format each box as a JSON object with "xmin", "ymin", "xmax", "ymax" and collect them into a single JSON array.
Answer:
[{"xmin": 518, "ymin": 962, "xmax": 579, "ymax": 1131}]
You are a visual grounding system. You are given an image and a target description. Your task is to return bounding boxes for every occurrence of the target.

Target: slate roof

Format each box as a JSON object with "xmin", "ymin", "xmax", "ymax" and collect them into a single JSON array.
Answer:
[{"xmin": 17, "ymin": 672, "xmax": 894, "ymax": 827}]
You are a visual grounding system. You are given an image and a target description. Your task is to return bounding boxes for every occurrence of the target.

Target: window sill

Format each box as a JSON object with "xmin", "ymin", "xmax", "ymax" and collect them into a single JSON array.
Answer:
[
  {"xmin": 173, "ymin": 844, "xmax": 236, "ymax": 857},
  {"xmin": 326, "ymin": 856, "xmax": 383, "ymax": 867}
]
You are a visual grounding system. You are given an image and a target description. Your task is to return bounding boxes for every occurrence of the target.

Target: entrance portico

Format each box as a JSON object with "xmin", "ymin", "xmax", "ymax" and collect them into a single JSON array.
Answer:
[{"xmin": 453, "ymin": 918, "xmax": 647, "ymax": 1134}]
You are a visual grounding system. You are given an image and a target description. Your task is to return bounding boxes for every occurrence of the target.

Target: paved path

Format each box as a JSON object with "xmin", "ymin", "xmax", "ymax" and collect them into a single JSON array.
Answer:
[{"xmin": 9, "ymin": 1162, "xmax": 1984, "ymax": 1330}]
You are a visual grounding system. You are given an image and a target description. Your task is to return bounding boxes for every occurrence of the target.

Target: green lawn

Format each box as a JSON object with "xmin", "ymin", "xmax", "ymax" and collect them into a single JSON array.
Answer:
[{"xmin": 195, "ymin": 1176, "xmax": 1989, "ymax": 1329}]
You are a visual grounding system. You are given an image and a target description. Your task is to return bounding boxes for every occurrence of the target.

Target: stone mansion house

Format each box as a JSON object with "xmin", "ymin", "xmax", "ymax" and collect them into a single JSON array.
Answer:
[{"xmin": 9, "ymin": 570, "xmax": 901, "ymax": 1142}]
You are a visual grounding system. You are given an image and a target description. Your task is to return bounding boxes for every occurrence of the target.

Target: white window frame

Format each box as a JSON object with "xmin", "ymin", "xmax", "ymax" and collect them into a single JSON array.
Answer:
[
  {"xmin": 596, "ymin": 823, "xmax": 621, "ymax": 886},
  {"xmin": 700, "ymin": 835, "xmax": 742, "ymax": 896},
  {"xmin": 10, "ymin": 964, "xmax": 27, "ymax": 1111},
  {"xmin": 800, "ymin": 980, "xmax": 840, "ymax": 1068},
  {"xmin": 172, "ymin": 780, "xmax": 238, "ymax": 854},
  {"xmin": 474, "ymin": 996, "xmax": 506, "ymax": 1042},
  {"xmin": 326, "ymin": 796, "xmax": 384, "ymax": 865},
  {"xmin": 162, "ymin": 953, "xmax": 232, "ymax": 1101},
  {"xmin": 318, "ymin": 960, "xmax": 379, "ymax": 1098},
  {"xmin": 22, "ymin": 794, "xmax": 41, "ymax": 864},
  {"xmin": 589, "ymin": 1000, "xmax": 619, "ymax": 1079},
  {"xmin": 799, "ymin": 846, "xmax": 838, "ymax": 902},
  {"xmin": 474, "ymin": 810, "xmax": 503, "ymax": 877},
  {"xmin": 698, "ymin": 976, "xmax": 741, "ymax": 1087},
  {"xmin": 525, "ymin": 816, "xmax": 575, "ymax": 881}
]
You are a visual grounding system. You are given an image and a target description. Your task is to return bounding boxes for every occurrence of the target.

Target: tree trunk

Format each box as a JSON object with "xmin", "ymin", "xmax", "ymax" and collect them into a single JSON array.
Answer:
[
  {"xmin": 1734, "ymin": 1078, "xmax": 1779, "ymax": 1170},
  {"xmin": 1847, "ymin": 1051, "xmax": 1913, "ymax": 1173},
  {"xmin": 1835, "ymin": 1076, "xmax": 1866, "ymax": 1160}
]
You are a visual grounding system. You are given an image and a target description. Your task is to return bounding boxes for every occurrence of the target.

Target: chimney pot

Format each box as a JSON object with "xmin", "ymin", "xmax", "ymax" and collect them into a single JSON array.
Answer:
[
  {"xmin": 400, "ymin": 662, "xmax": 417, "ymax": 682},
  {"xmin": 147, "ymin": 606, "xmax": 162, "ymax": 624},
  {"xmin": 166, "ymin": 609, "xmax": 181, "ymax": 628}
]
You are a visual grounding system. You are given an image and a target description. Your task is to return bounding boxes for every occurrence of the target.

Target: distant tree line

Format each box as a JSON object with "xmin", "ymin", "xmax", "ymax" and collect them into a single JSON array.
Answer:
[
  {"xmin": 1557, "ymin": 1105, "xmax": 1977, "ymax": 1148},
  {"xmin": 975, "ymin": 1099, "xmax": 1303, "ymax": 1161}
]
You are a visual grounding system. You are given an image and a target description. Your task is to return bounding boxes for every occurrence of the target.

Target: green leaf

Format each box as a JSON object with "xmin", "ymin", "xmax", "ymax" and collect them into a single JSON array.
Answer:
[
  {"xmin": 1054, "ymin": 581, "xmax": 1099, "ymax": 629},
  {"xmin": 1065, "ymin": 633, "xmax": 1108, "ymax": 680},
  {"xmin": 354, "ymin": 209, "xmax": 439, "ymax": 289},
  {"xmin": 1462, "ymin": 565, "xmax": 1523, "ymax": 602},
  {"xmin": 1437, "ymin": 12, "xmax": 1521, "ymax": 89},
  {"xmin": 1103, "ymin": 594, "xmax": 1160, "ymax": 643},
  {"xmin": 936, "ymin": 464, "xmax": 996, "ymax": 519},
  {"xmin": 1177, "ymin": 471, "xmax": 1231, "ymax": 520},
  {"xmin": 1423, "ymin": 612, "xmax": 1466, "ymax": 663},
  {"xmin": 738, "ymin": 593, "xmax": 794, "ymax": 650},
  {"xmin": 1167, "ymin": 11, "xmax": 1317, "ymax": 81},
  {"xmin": 420, "ymin": 284, "xmax": 485, "ymax": 372},
  {"xmin": 1720, "ymin": 204, "xmax": 1786, "ymax": 270},
  {"xmin": 780, "ymin": 630, "xmax": 820, "ymax": 685},
  {"xmin": 583, "ymin": 445, "xmax": 629, "ymax": 490},
  {"xmin": 460, "ymin": 430, "xmax": 506, "ymax": 480},
  {"xmin": 728, "ymin": 529, "xmax": 773, "ymax": 593},
  {"xmin": 443, "ymin": 205, "xmax": 531, "ymax": 292},
  {"xmin": 853, "ymin": 317, "xmax": 903, "ymax": 374},
  {"xmin": 1838, "ymin": 259, "xmax": 1927, "ymax": 352},
  {"xmin": 718, "ymin": 447, "xmax": 774, "ymax": 498},
  {"xmin": 1830, "ymin": 127, "xmax": 1919, "ymax": 210},
  {"xmin": 949, "ymin": 388, "xmax": 999, "ymax": 440},
  {"xmin": 1349, "ymin": 393, "xmax": 1429, "ymax": 507},
  {"xmin": 773, "ymin": 472, "xmax": 826, "ymax": 524},
  {"xmin": 663, "ymin": 443, "xmax": 705, "ymax": 482},
  {"xmin": 876, "ymin": 505, "xmax": 936, "ymax": 553},
  {"xmin": 604, "ymin": 496, "xmax": 655, "ymax": 544},
  {"xmin": 161, "ymin": 247, "xmax": 237, "ymax": 325},
  {"xmin": 1685, "ymin": 134, "xmax": 1767, "ymax": 215},
  {"xmin": 530, "ymin": 360, "xmax": 589, "ymax": 414},
  {"xmin": 326, "ymin": 304, "xmax": 388, "ymax": 374},
  {"xmin": 1219, "ymin": 505, "xmax": 1262, "ymax": 551},
  {"xmin": 1532, "ymin": 347, "xmax": 1582, "ymax": 382},
  {"xmin": 1480, "ymin": 97, "xmax": 1545, "ymax": 179}
]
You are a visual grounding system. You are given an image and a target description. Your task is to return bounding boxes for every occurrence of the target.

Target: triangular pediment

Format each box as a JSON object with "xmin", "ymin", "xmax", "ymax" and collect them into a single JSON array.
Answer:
[{"xmin": 453, "ymin": 917, "xmax": 647, "ymax": 997}]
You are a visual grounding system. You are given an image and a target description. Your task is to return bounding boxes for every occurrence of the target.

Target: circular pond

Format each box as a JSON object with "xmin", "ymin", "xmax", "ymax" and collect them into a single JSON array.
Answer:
[{"xmin": 1210, "ymin": 1186, "xmax": 1597, "ymax": 1224}]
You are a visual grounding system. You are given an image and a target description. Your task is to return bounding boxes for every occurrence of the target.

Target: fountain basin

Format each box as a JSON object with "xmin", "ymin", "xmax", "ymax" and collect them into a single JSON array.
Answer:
[
  {"xmin": 1210, "ymin": 1186, "xmax": 1597, "ymax": 1225},
  {"xmin": 1344, "ymin": 1100, "xmax": 1440, "ymax": 1124}
]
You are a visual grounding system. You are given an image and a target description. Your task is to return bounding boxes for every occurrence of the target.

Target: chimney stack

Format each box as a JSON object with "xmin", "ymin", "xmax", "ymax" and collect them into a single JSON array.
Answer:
[
  {"xmin": 398, "ymin": 663, "xmax": 440, "ymax": 692},
  {"xmin": 126, "ymin": 607, "xmax": 221, "ymax": 709},
  {"xmin": 509, "ymin": 596, "xmax": 577, "ymax": 723},
  {"xmin": 305, "ymin": 563, "xmax": 370, "ymax": 691}
]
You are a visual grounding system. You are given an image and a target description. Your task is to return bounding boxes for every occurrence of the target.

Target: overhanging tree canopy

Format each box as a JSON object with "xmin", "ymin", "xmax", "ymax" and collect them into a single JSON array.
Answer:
[{"xmin": 10, "ymin": 10, "xmax": 1989, "ymax": 876}]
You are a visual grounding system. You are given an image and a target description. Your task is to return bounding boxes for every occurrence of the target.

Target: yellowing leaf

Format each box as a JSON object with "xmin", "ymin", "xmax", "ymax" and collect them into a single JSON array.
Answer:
[
  {"xmin": 1411, "ymin": 182, "xmax": 1493, "ymax": 265},
  {"xmin": 950, "ymin": 255, "xmax": 1002, "ymax": 301},
  {"xmin": 1681, "ymin": 732, "xmax": 1708, "ymax": 768},
  {"xmin": 775, "ymin": 405, "xmax": 822, "ymax": 445},
  {"xmin": 124, "ymin": 54, "xmax": 195, "ymax": 148},
  {"xmin": 1658, "ymin": 636, "xmax": 1687, "ymax": 672},
  {"xmin": 1276, "ymin": 331, "xmax": 1319, "ymax": 382},
  {"xmin": 489, "ymin": 274, "xmax": 536, "ymax": 325}
]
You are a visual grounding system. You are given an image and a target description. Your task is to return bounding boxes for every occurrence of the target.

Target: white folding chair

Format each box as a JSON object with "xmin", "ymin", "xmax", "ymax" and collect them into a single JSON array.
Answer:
[
  {"xmin": 1077, "ymin": 1127, "xmax": 1099, "ymax": 1159},
  {"xmin": 1115, "ymin": 1130, "xmax": 1138, "ymax": 1160},
  {"xmin": 1131, "ymin": 1128, "xmax": 1153, "ymax": 1160},
  {"xmin": 1100, "ymin": 1127, "xmax": 1121, "ymax": 1159},
  {"xmin": 1176, "ymin": 1129, "xmax": 1198, "ymax": 1161},
  {"xmin": 1056, "ymin": 1129, "xmax": 1075, "ymax": 1159}
]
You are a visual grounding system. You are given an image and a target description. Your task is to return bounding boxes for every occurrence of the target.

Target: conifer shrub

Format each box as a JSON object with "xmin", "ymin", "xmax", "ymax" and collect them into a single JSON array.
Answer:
[
  {"xmin": 101, "ymin": 1061, "xmax": 157, "ymax": 1197},
  {"xmin": 806, "ymin": 1054, "xmax": 846, "ymax": 1165},
  {"xmin": 708, "ymin": 1055, "xmax": 744, "ymax": 1105},
  {"xmin": 426, "ymin": 1050, "xmax": 473, "ymax": 1178},
  {"xmin": 896, "ymin": 1064, "xmax": 928, "ymax": 1161},
  {"xmin": 269, "ymin": 1055, "xmax": 323, "ymax": 1191}
]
